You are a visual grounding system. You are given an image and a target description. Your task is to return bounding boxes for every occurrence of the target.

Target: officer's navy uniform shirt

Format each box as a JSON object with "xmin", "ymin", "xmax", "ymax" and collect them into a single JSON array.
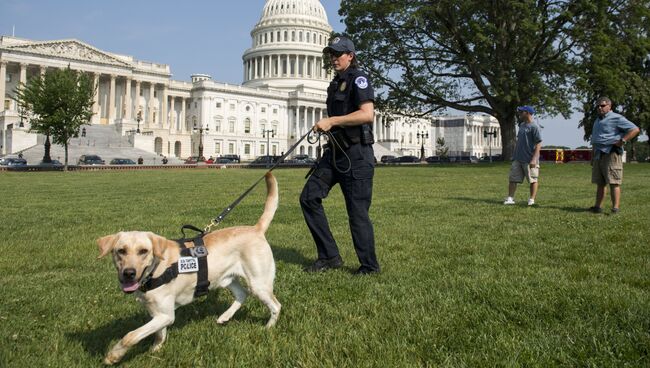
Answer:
[{"xmin": 326, "ymin": 68, "xmax": 374, "ymax": 118}]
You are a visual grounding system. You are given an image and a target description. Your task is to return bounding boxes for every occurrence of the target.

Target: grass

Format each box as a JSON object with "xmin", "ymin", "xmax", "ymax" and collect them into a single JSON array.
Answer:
[{"xmin": 0, "ymin": 163, "xmax": 649, "ymax": 367}]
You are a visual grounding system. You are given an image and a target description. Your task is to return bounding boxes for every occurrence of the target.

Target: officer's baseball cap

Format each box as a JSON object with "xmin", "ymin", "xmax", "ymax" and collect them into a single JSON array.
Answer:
[
  {"xmin": 323, "ymin": 36, "xmax": 356, "ymax": 54},
  {"xmin": 517, "ymin": 105, "xmax": 535, "ymax": 115}
]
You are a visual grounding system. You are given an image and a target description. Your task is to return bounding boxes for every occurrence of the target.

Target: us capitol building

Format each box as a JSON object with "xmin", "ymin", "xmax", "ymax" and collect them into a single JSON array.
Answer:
[{"xmin": 0, "ymin": 0, "xmax": 501, "ymax": 161}]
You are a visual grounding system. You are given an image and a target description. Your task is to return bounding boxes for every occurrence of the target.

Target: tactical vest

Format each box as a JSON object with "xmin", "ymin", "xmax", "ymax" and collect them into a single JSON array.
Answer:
[{"xmin": 326, "ymin": 69, "xmax": 365, "ymax": 144}]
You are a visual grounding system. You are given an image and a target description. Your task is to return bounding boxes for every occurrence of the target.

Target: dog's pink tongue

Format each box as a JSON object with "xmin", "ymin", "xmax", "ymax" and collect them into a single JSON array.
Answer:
[{"xmin": 121, "ymin": 282, "xmax": 140, "ymax": 293}]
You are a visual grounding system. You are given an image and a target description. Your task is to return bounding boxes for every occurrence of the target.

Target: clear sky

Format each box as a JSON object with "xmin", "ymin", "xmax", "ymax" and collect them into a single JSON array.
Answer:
[{"xmin": 1, "ymin": 0, "xmax": 617, "ymax": 148}]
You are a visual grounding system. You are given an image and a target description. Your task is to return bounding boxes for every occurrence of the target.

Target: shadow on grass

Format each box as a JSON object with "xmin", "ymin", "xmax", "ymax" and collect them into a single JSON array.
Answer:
[
  {"xmin": 66, "ymin": 290, "xmax": 264, "ymax": 364},
  {"xmin": 452, "ymin": 197, "xmax": 592, "ymax": 213},
  {"xmin": 451, "ymin": 196, "xmax": 506, "ymax": 206},
  {"xmin": 272, "ymin": 245, "xmax": 311, "ymax": 267}
]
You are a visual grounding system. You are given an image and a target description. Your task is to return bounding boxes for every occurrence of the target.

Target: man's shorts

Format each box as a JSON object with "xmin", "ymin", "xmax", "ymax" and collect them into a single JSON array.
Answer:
[
  {"xmin": 509, "ymin": 161, "xmax": 539, "ymax": 184},
  {"xmin": 592, "ymin": 152, "xmax": 623, "ymax": 185}
]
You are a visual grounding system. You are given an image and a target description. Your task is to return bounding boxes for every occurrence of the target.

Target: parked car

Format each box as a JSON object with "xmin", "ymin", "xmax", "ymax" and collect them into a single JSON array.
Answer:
[
  {"xmin": 110, "ymin": 158, "xmax": 136, "ymax": 165},
  {"xmin": 184, "ymin": 156, "xmax": 203, "ymax": 164},
  {"xmin": 449, "ymin": 155, "xmax": 479, "ymax": 164},
  {"xmin": 380, "ymin": 155, "xmax": 396, "ymax": 163},
  {"xmin": 249, "ymin": 155, "xmax": 283, "ymax": 166},
  {"xmin": 0, "ymin": 157, "xmax": 27, "ymax": 166},
  {"xmin": 38, "ymin": 159, "xmax": 63, "ymax": 166},
  {"xmin": 286, "ymin": 154, "xmax": 316, "ymax": 164},
  {"xmin": 78, "ymin": 154, "xmax": 105, "ymax": 165},
  {"xmin": 389, "ymin": 155, "xmax": 420, "ymax": 163},
  {"xmin": 425, "ymin": 156, "xmax": 442, "ymax": 163},
  {"xmin": 219, "ymin": 154, "xmax": 241, "ymax": 163},
  {"xmin": 215, "ymin": 157, "xmax": 234, "ymax": 164}
]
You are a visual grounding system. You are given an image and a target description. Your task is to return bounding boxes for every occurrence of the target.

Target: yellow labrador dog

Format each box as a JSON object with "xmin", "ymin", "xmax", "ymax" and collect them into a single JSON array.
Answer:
[{"xmin": 97, "ymin": 173, "xmax": 281, "ymax": 365}]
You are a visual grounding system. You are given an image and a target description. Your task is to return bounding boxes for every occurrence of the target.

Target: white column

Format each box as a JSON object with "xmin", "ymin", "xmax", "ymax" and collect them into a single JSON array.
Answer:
[
  {"xmin": 181, "ymin": 97, "xmax": 186, "ymax": 133},
  {"xmin": 39, "ymin": 66, "xmax": 46, "ymax": 76},
  {"xmin": 134, "ymin": 80, "xmax": 141, "ymax": 116},
  {"xmin": 254, "ymin": 58, "xmax": 259, "ymax": 79},
  {"xmin": 263, "ymin": 56, "xmax": 267, "ymax": 78},
  {"xmin": 124, "ymin": 78, "xmax": 131, "ymax": 120},
  {"xmin": 311, "ymin": 107, "xmax": 315, "ymax": 131},
  {"xmin": 294, "ymin": 107, "xmax": 299, "ymax": 137},
  {"xmin": 0, "ymin": 61, "xmax": 6, "ymax": 113},
  {"xmin": 161, "ymin": 85, "xmax": 168, "ymax": 128},
  {"xmin": 108, "ymin": 75, "xmax": 116, "ymax": 123},
  {"xmin": 148, "ymin": 83, "xmax": 155, "ymax": 126},
  {"xmin": 19, "ymin": 63, "xmax": 27, "ymax": 86}
]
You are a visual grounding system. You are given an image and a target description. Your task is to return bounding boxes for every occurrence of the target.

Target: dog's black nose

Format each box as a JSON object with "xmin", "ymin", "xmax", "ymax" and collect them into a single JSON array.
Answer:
[{"xmin": 123, "ymin": 268, "xmax": 136, "ymax": 281}]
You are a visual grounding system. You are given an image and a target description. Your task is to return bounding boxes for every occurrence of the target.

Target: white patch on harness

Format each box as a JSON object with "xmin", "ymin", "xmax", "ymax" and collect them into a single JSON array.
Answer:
[
  {"xmin": 178, "ymin": 257, "xmax": 199, "ymax": 273},
  {"xmin": 355, "ymin": 76, "xmax": 368, "ymax": 89}
]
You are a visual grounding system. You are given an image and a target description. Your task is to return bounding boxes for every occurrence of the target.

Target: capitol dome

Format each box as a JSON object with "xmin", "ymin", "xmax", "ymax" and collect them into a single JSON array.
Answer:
[{"xmin": 242, "ymin": 0, "xmax": 333, "ymax": 92}]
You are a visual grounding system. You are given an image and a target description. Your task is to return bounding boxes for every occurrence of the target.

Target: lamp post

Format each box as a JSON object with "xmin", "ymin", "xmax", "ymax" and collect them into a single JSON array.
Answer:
[
  {"xmin": 18, "ymin": 105, "xmax": 25, "ymax": 128},
  {"xmin": 193, "ymin": 123, "xmax": 209, "ymax": 161},
  {"xmin": 483, "ymin": 129, "xmax": 498, "ymax": 162},
  {"xmin": 417, "ymin": 131, "xmax": 429, "ymax": 161},
  {"xmin": 136, "ymin": 110, "xmax": 142, "ymax": 133},
  {"xmin": 262, "ymin": 129, "xmax": 276, "ymax": 168}
]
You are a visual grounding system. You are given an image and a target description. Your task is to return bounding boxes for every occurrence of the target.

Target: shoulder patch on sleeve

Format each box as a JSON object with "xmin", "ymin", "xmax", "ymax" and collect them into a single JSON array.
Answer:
[{"xmin": 354, "ymin": 76, "xmax": 369, "ymax": 89}]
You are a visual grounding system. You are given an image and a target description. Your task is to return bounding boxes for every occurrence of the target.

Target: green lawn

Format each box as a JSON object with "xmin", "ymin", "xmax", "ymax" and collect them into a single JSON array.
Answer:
[{"xmin": 1, "ymin": 163, "xmax": 649, "ymax": 367}]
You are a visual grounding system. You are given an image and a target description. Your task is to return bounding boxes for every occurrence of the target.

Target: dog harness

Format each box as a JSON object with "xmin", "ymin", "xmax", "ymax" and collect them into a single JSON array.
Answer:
[{"xmin": 139, "ymin": 226, "xmax": 210, "ymax": 298}]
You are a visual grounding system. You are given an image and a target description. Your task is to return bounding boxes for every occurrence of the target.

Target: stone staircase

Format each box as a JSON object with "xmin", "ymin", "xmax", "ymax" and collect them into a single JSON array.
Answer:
[
  {"xmin": 372, "ymin": 142, "xmax": 400, "ymax": 159},
  {"xmin": 18, "ymin": 125, "xmax": 184, "ymax": 165}
]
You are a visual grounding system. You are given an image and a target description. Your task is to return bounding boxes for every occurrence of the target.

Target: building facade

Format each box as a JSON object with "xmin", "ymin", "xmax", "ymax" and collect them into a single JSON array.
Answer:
[{"xmin": 0, "ymin": 0, "xmax": 501, "ymax": 161}]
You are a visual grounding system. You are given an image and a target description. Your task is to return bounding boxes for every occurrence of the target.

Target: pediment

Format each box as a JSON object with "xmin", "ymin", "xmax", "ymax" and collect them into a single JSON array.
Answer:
[{"xmin": 4, "ymin": 39, "xmax": 131, "ymax": 67}]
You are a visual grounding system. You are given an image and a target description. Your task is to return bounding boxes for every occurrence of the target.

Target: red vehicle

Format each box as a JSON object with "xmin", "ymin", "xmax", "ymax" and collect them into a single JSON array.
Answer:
[
  {"xmin": 563, "ymin": 149, "xmax": 592, "ymax": 162},
  {"xmin": 539, "ymin": 149, "xmax": 564, "ymax": 163}
]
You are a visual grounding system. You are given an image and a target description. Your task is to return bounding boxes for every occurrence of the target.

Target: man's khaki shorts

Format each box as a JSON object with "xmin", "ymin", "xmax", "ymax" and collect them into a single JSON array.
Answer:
[
  {"xmin": 509, "ymin": 161, "xmax": 539, "ymax": 183},
  {"xmin": 592, "ymin": 152, "xmax": 623, "ymax": 185}
]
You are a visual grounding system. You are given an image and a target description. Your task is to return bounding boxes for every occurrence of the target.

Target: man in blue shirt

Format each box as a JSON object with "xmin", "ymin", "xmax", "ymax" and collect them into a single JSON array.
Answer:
[
  {"xmin": 504, "ymin": 105, "xmax": 543, "ymax": 206},
  {"xmin": 589, "ymin": 97, "xmax": 640, "ymax": 214}
]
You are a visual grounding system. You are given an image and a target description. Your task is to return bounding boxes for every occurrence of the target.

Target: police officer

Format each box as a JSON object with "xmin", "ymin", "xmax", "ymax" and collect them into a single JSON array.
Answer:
[{"xmin": 300, "ymin": 36, "xmax": 380, "ymax": 275}]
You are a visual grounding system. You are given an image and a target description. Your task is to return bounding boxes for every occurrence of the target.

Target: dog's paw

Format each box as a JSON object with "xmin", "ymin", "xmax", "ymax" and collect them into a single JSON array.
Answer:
[
  {"xmin": 151, "ymin": 343, "xmax": 165, "ymax": 353},
  {"xmin": 103, "ymin": 354, "xmax": 120, "ymax": 365},
  {"xmin": 216, "ymin": 316, "xmax": 230, "ymax": 325}
]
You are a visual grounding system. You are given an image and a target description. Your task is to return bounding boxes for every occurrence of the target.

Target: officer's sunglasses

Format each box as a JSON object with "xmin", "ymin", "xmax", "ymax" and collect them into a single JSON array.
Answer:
[{"xmin": 330, "ymin": 51, "xmax": 348, "ymax": 58}]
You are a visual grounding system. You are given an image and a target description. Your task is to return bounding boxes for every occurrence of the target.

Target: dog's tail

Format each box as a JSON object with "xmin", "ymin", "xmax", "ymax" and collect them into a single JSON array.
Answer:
[{"xmin": 255, "ymin": 172, "xmax": 278, "ymax": 233}]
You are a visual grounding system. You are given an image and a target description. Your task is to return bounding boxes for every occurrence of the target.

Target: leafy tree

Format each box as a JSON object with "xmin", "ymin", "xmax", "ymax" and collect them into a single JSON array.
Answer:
[
  {"xmin": 15, "ymin": 67, "xmax": 96, "ymax": 170},
  {"xmin": 542, "ymin": 145, "xmax": 571, "ymax": 150},
  {"xmin": 575, "ymin": 0, "xmax": 650, "ymax": 148},
  {"xmin": 340, "ymin": 0, "xmax": 584, "ymax": 158}
]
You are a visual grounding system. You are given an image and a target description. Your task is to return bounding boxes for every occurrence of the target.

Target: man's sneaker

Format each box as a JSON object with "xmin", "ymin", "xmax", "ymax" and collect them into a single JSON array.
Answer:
[
  {"xmin": 588, "ymin": 206, "xmax": 603, "ymax": 213},
  {"xmin": 303, "ymin": 255, "xmax": 343, "ymax": 273},
  {"xmin": 527, "ymin": 198, "xmax": 535, "ymax": 206},
  {"xmin": 611, "ymin": 208, "xmax": 620, "ymax": 214},
  {"xmin": 503, "ymin": 197, "xmax": 515, "ymax": 205},
  {"xmin": 353, "ymin": 266, "xmax": 380, "ymax": 275}
]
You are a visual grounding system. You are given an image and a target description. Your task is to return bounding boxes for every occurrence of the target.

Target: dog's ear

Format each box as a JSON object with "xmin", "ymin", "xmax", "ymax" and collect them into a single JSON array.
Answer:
[
  {"xmin": 97, "ymin": 234, "xmax": 119, "ymax": 259},
  {"xmin": 147, "ymin": 232, "xmax": 171, "ymax": 261}
]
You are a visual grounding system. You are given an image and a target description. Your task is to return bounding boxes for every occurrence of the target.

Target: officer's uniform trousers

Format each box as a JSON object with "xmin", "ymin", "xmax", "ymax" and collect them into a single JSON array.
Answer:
[{"xmin": 300, "ymin": 141, "xmax": 379, "ymax": 271}]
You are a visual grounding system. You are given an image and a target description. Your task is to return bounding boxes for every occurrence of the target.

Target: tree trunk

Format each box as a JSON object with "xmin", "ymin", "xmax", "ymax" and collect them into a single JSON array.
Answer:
[
  {"xmin": 498, "ymin": 112, "xmax": 518, "ymax": 160},
  {"xmin": 42, "ymin": 134, "xmax": 52, "ymax": 163},
  {"xmin": 64, "ymin": 143, "xmax": 69, "ymax": 172}
]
